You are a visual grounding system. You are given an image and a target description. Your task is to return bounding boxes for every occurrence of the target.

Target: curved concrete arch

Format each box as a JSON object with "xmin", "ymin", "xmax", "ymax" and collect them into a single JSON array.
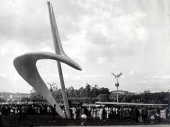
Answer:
[
  {"xmin": 14, "ymin": 52, "xmax": 81, "ymax": 118},
  {"xmin": 14, "ymin": 1, "xmax": 82, "ymax": 119}
]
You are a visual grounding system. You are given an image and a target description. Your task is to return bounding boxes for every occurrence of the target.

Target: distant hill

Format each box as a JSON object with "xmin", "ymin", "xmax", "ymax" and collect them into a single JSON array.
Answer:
[{"xmin": 0, "ymin": 92, "xmax": 30, "ymax": 101}]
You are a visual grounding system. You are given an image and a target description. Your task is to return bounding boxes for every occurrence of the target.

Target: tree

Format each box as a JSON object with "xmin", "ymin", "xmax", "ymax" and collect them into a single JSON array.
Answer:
[
  {"xmin": 97, "ymin": 94, "xmax": 109, "ymax": 102},
  {"xmin": 91, "ymin": 85, "xmax": 99, "ymax": 97},
  {"xmin": 0, "ymin": 97, "xmax": 6, "ymax": 102},
  {"xmin": 99, "ymin": 87, "xmax": 109, "ymax": 95},
  {"xmin": 85, "ymin": 84, "xmax": 91, "ymax": 97}
]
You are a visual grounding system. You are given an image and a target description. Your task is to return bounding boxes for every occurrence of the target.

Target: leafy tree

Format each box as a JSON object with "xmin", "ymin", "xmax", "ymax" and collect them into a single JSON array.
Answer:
[
  {"xmin": 0, "ymin": 97, "xmax": 6, "ymax": 102},
  {"xmin": 97, "ymin": 94, "xmax": 109, "ymax": 102},
  {"xmin": 85, "ymin": 84, "xmax": 91, "ymax": 97}
]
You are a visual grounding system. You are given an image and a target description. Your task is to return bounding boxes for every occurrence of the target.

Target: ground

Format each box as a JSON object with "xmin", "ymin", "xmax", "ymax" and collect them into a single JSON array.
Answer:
[{"xmin": 37, "ymin": 125, "xmax": 170, "ymax": 127}]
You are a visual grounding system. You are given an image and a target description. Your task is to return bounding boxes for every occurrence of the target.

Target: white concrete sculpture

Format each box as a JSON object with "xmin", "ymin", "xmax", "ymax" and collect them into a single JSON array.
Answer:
[{"xmin": 13, "ymin": 1, "xmax": 82, "ymax": 119}]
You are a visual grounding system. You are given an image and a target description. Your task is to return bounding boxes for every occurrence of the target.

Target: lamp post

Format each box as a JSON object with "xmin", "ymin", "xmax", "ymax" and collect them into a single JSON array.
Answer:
[{"xmin": 112, "ymin": 73, "xmax": 122, "ymax": 103}]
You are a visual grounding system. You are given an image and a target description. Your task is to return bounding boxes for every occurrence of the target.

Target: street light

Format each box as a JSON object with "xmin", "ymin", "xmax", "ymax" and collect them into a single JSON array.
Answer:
[
  {"xmin": 47, "ymin": 82, "xmax": 54, "ymax": 92},
  {"xmin": 112, "ymin": 72, "xmax": 122, "ymax": 102}
]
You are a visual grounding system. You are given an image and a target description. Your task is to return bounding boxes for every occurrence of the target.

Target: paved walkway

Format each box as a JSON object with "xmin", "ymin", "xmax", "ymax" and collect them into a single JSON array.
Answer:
[{"xmin": 37, "ymin": 125, "xmax": 170, "ymax": 127}]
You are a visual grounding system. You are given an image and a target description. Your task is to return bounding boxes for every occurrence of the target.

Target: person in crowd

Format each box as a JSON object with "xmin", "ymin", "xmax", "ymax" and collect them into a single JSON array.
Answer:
[
  {"xmin": 72, "ymin": 107, "xmax": 77, "ymax": 120},
  {"xmin": 105, "ymin": 107, "xmax": 110, "ymax": 119},
  {"xmin": 80, "ymin": 107, "xmax": 87, "ymax": 126},
  {"xmin": 102, "ymin": 107, "xmax": 106, "ymax": 120},
  {"xmin": 99, "ymin": 107, "xmax": 103, "ymax": 120},
  {"xmin": 109, "ymin": 107, "xmax": 114, "ymax": 119},
  {"xmin": 131, "ymin": 107, "xmax": 139, "ymax": 123},
  {"xmin": 150, "ymin": 111, "xmax": 156, "ymax": 123},
  {"xmin": 135, "ymin": 107, "xmax": 140, "ymax": 122},
  {"xmin": 142, "ymin": 107, "xmax": 148, "ymax": 122},
  {"xmin": 76, "ymin": 105, "xmax": 81, "ymax": 119},
  {"xmin": 0, "ymin": 107, "xmax": 2, "ymax": 127},
  {"xmin": 52, "ymin": 104, "xmax": 56, "ymax": 120},
  {"xmin": 155, "ymin": 108, "xmax": 160, "ymax": 122}
]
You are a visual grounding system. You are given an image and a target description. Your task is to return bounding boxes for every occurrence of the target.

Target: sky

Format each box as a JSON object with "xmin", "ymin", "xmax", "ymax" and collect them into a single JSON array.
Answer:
[{"xmin": 0, "ymin": 0, "xmax": 170, "ymax": 93}]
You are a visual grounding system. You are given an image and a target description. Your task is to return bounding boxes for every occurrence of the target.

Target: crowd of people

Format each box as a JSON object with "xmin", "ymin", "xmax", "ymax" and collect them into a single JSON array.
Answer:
[
  {"xmin": 70, "ymin": 105, "xmax": 169, "ymax": 123},
  {"xmin": 0, "ymin": 103, "xmax": 59, "ymax": 119},
  {"xmin": 0, "ymin": 103, "xmax": 169, "ymax": 124}
]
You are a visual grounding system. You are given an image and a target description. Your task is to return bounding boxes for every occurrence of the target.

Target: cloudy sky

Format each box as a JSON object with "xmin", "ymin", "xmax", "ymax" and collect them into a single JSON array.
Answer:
[{"xmin": 0, "ymin": 0, "xmax": 170, "ymax": 93}]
